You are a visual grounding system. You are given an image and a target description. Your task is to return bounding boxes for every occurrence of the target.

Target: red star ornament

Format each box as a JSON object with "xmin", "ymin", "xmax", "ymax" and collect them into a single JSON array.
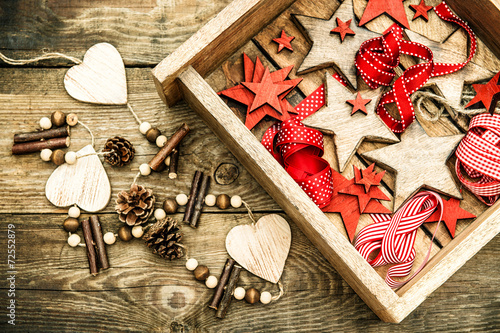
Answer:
[
  {"xmin": 465, "ymin": 71, "xmax": 500, "ymax": 114},
  {"xmin": 273, "ymin": 30, "xmax": 295, "ymax": 53},
  {"xmin": 218, "ymin": 54, "xmax": 302, "ymax": 129},
  {"xmin": 243, "ymin": 68, "xmax": 292, "ymax": 113},
  {"xmin": 425, "ymin": 197, "xmax": 476, "ymax": 238},
  {"xmin": 354, "ymin": 163, "xmax": 385, "ymax": 192},
  {"xmin": 358, "ymin": 0, "xmax": 410, "ymax": 29},
  {"xmin": 323, "ymin": 166, "xmax": 391, "ymax": 242},
  {"xmin": 409, "ymin": 0, "xmax": 433, "ymax": 21},
  {"xmin": 346, "ymin": 92, "xmax": 371, "ymax": 115},
  {"xmin": 331, "ymin": 18, "xmax": 356, "ymax": 42}
]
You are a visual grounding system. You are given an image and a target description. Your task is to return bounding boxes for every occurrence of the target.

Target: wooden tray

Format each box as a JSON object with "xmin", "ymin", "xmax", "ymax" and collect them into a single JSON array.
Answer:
[{"xmin": 151, "ymin": 0, "xmax": 500, "ymax": 323}]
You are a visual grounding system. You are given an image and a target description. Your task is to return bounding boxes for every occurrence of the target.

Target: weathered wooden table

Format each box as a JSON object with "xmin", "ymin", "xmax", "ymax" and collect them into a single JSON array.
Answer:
[{"xmin": 1, "ymin": 0, "xmax": 499, "ymax": 331}]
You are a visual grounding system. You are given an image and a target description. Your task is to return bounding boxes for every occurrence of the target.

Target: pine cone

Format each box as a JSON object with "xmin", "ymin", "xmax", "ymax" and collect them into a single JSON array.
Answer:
[
  {"xmin": 115, "ymin": 184, "xmax": 155, "ymax": 226},
  {"xmin": 103, "ymin": 136, "xmax": 135, "ymax": 166},
  {"xmin": 143, "ymin": 218, "xmax": 184, "ymax": 260}
]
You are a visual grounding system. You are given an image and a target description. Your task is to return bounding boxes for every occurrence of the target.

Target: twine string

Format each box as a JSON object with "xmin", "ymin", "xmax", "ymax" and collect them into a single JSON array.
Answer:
[
  {"xmin": 412, "ymin": 91, "xmax": 485, "ymax": 122},
  {"xmin": 132, "ymin": 171, "xmax": 141, "ymax": 186},
  {"xmin": 242, "ymin": 200, "xmax": 257, "ymax": 225},
  {"xmin": 77, "ymin": 120, "xmax": 95, "ymax": 148},
  {"xmin": 271, "ymin": 280, "xmax": 284, "ymax": 301},
  {"xmin": 0, "ymin": 52, "xmax": 82, "ymax": 65},
  {"xmin": 127, "ymin": 103, "xmax": 142, "ymax": 125}
]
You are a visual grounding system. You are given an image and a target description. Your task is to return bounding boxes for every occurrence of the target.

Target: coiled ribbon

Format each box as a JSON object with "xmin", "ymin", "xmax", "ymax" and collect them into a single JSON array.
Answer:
[
  {"xmin": 355, "ymin": 2, "xmax": 477, "ymax": 133},
  {"xmin": 455, "ymin": 113, "xmax": 500, "ymax": 205},
  {"xmin": 355, "ymin": 191, "xmax": 443, "ymax": 289}
]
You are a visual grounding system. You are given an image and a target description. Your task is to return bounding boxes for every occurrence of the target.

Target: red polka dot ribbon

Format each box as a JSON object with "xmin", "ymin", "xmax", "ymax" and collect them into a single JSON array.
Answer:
[
  {"xmin": 355, "ymin": 2, "xmax": 477, "ymax": 133},
  {"xmin": 455, "ymin": 113, "xmax": 500, "ymax": 205},
  {"xmin": 355, "ymin": 191, "xmax": 443, "ymax": 289}
]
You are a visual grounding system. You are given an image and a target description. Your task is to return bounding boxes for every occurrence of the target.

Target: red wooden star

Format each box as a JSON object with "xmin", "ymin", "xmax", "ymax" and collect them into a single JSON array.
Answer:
[
  {"xmin": 218, "ymin": 54, "xmax": 302, "ymax": 130},
  {"xmin": 425, "ymin": 197, "xmax": 476, "ymax": 238},
  {"xmin": 346, "ymin": 92, "xmax": 371, "ymax": 115},
  {"xmin": 409, "ymin": 0, "xmax": 433, "ymax": 21},
  {"xmin": 359, "ymin": 0, "xmax": 410, "ymax": 29},
  {"xmin": 323, "ymin": 166, "xmax": 391, "ymax": 242},
  {"xmin": 465, "ymin": 71, "xmax": 500, "ymax": 114},
  {"xmin": 273, "ymin": 30, "xmax": 295, "ymax": 53},
  {"xmin": 330, "ymin": 18, "xmax": 356, "ymax": 42},
  {"xmin": 355, "ymin": 163, "xmax": 385, "ymax": 192},
  {"xmin": 243, "ymin": 68, "xmax": 292, "ymax": 113}
]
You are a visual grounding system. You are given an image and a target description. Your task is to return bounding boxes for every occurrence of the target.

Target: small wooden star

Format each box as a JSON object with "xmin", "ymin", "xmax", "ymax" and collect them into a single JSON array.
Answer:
[
  {"xmin": 331, "ymin": 18, "xmax": 355, "ymax": 42},
  {"xmin": 465, "ymin": 71, "xmax": 500, "ymax": 114},
  {"xmin": 272, "ymin": 30, "xmax": 295, "ymax": 53},
  {"xmin": 355, "ymin": 163, "xmax": 385, "ymax": 192},
  {"xmin": 359, "ymin": 0, "xmax": 410, "ymax": 29},
  {"xmin": 409, "ymin": 0, "xmax": 433, "ymax": 21},
  {"xmin": 346, "ymin": 92, "xmax": 371, "ymax": 115},
  {"xmin": 425, "ymin": 197, "xmax": 476, "ymax": 238}
]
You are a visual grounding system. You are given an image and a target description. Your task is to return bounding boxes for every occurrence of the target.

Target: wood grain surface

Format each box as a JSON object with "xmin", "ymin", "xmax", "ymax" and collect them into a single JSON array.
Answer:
[{"xmin": 1, "ymin": 0, "xmax": 499, "ymax": 331}]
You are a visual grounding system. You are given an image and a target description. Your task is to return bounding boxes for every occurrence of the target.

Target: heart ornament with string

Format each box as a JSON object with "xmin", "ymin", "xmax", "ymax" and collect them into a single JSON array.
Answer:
[
  {"xmin": 225, "ymin": 214, "xmax": 291, "ymax": 283},
  {"xmin": 64, "ymin": 42, "xmax": 127, "ymax": 105},
  {"xmin": 45, "ymin": 145, "xmax": 111, "ymax": 212}
]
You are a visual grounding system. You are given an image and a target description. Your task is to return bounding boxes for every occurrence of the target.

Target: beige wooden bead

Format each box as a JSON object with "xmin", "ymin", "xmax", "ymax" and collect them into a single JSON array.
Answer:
[
  {"xmin": 131, "ymin": 225, "xmax": 144, "ymax": 238},
  {"xmin": 164, "ymin": 155, "xmax": 171, "ymax": 166},
  {"xmin": 67, "ymin": 234, "xmax": 81, "ymax": 247},
  {"xmin": 205, "ymin": 194, "xmax": 216, "ymax": 207},
  {"xmin": 156, "ymin": 135, "xmax": 168, "ymax": 148},
  {"xmin": 185, "ymin": 258, "xmax": 198, "ymax": 271},
  {"xmin": 65, "ymin": 151, "xmax": 77, "ymax": 165},
  {"xmin": 139, "ymin": 122, "xmax": 151, "ymax": 135},
  {"xmin": 139, "ymin": 163, "xmax": 151, "ymax": 176},
  {"xmin": 176, "ymin": 194, "xmax": 188, "ymax": 206},
  {"xmin": 68, "ymin": 206, "xmax": 81, "ymax": 218},
  {"xmin": 40, "ymin": 149, "xmax": 53, "ymax": 162},
  {"xmin": 260, "ymin": 291, "xmax": 272, "ymax": 304},
  {"xmin": 103, "ymin": 232, "xmax": 116, "ymax": 245},
  {"xmin": 205, "ymin": 275, "xmax": 218, "ymax": 288},
  {"xmin": 234, "ymin": 287, "xmax": 246, "ymax": 300},
  {"xmin": 40, "ymin": 116, "xmax": 52, "ymax": 130},
  {"xmin": 66, "ymin": 113, "xmax": 78, "ymax": 126},
  {"xmin": 231, "ymin": 195, "xmax": 242, "ymax": 208},
  {"xmin": 154, "ymin": 208, "xmax": 167, "ymax": 220}
]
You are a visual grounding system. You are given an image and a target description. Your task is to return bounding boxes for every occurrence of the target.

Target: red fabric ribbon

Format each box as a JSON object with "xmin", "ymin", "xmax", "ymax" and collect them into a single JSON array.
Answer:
[
  {"xmin": 355, "ymin": 2, "xmax": 477, "ymax": 133},
  {"xmin": 355, "ymin": 191, "xmax": 443, "ymax": 288},
  {"xmin": 455, "ymin": 113, "xmax": 500, "ymax": 205}
]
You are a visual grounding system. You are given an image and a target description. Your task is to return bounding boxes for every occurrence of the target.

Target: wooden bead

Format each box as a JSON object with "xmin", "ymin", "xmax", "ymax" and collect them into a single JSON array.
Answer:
[
  {"xmin": 66, "ymin": 113, "xmax": 78, "ymax": 126},
  {"xmin": 132, "ymin": 225, "xmax": 144, "ymax": 238},
  {"xmin": 205, "ymin": 194, "xmax": 216, "ymax": 207},
  {"xmin": 206, "ymin": 275, "xmax": 218, "ymax": 288},
  {"xmin": 146, "ymin": 128, "xmax": 161, "ymax": 143},
  {"xmin": 216, "ymin": 194, "xmax": 231, "ymax": 209},
  {"xmin": 139, "ymin": 163, "xmax": 151, "ymax": 176},
  {"xmin": 164, "ymin": 155, "xmax": 171, "ymax": 166},
  {"xmin": 40, "ymin": 117, "xmax": 52, "ymax": 130},
  {"xmin": 234, "ymin": 287, "xmax": 246, "ymax": 300},
  {"xmin": 63, "ymin": 217, "xmax": 80, "ymax": 232},
  {"xmin": 186, "ymin": 258, "xmax": 199, "ymax": 271},
  {"xmin": 65, "ymin": 151, "xmax": 77, "ymax": 165},
  {"xmin": 40, "ymin": 149, "xmax": 53, "ymax": 162},
  {"xmin": 139, "ymin": 122, "xmax": 151, "ymax": 135},
  {"xmin": 154, "ymin": 208, "xmax": 167, "ymax": 220},
  {"xmin": 245, "ymin": 288, "xmax": 260, "ymax": 304},
  {"xmin": 118, "ymin": 225, "xmax": 133, "ymax": 242},
  {"xmin": 67, "ymin": 234, "xmax": 81, "ymax": 247},
  {"xmin": 68, "ymin": 206, "xmax": 81, "ymax": 218},
  {"xmin": 163, "ymin": 198, "xmax": 178, "ymax": 214},
  {"xmin": 194, "ymin": 265, "xmax": 210, "ymax": 281},
  {"xmin": 231, "ymin": 195, "xmax": 242, "ymax": 208},
  {"xmin": 51, "ymin": 111, "xmax": 66, "ymax": 127},
  {"xmin": 176, "ymin": 194, "xmax": 188, "ymax": 206},
  {"xmin": 51, "ymin": 149, "xmax": 66, "ymax": 165},
  {"xmin": 103, "ymin": 232, "xmax": 116, "ymax": 245},
  {"xmin": 156, "ymin": 135, "xmax": 167, "ymax": 148},
  {"xmin": 260, "ymin": 291, "xmax": 272, "ymax": 304}
]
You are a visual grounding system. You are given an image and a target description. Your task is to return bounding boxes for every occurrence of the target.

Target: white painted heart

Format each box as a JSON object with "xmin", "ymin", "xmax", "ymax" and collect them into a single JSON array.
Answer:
[
  {"xmin": 45, "ymin": 145, "xmax": 111, "ymax": 212},
  {"xmin": 226, "ymin": 214, "xmax": 291, "ymax": 283},
  {"xmin": 64, "ymin": 42, "xmax": 127, "ymax": 105}
]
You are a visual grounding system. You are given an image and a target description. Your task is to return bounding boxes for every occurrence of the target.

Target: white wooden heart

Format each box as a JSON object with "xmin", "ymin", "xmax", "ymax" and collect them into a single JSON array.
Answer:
[
  {"xmin": 64, "ymin": 42, "xmax": 127, "ymax": 105},
  {"xmin": 45, "ymin": 145, "xmax": 111, "ymax": 212},
  {"xmin": 226, "ymin": 214, "xmax": 291, "ymax": 284}
]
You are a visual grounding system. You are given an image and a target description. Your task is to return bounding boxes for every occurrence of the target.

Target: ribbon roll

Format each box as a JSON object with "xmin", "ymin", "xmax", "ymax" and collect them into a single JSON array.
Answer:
[
  {"xmin": 355, "ymin": 2, "xmax": 477, "ymax": 133},
  {"xmin": 455, "ymin": 113, "xmax": 500, "ymax": 205},
  {"xmin": 355, "ymin": 191, "xmax": 443, "ymax": 289}
]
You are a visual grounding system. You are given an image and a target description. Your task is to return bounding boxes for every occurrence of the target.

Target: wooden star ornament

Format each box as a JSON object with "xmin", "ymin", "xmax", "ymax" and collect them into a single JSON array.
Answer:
[
  {"xmin": 425, "ymin": 196, "xmax": 476, "ymax": 238},
  {"xmin": 346, "ymin": 92, "xmax": 371, "ymax": 115},
  {"xmin": 358, "ymin": 0, "xmax": 410, "ymax": 29},
  {"xmin": 303, "ymin": 73, "xmax": 399, "ymax": 172},
  {"xmin": 293, "ymin": 0, "xmax": 381, "ymax": 89},
  {"xmin": 409, "ymin": 0, "xmax": 433, "ymax": 21},
  {"xmin": 362, "ymin": 120, "xmax": 464, "ymax": 210},
  {"xmin": 465, "ymin": 71, "xmax": 500, "ymax": 114},
  {"xmin": 273, "ymin": 30, "xmax": 295, "ymax": 53},
  {"xmin": 331, "ymin": 18, "xmax": 356, "ymax": 42}
]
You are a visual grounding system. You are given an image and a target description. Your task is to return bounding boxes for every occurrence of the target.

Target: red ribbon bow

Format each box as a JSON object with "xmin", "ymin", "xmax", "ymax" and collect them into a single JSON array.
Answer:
[
  {"xmin": 455, "ymin": 113, "xmax": 500, "ymax": 205},
  {"xmin": 355, "ymin": 2, "xmax": 477, "ymax": 133}
]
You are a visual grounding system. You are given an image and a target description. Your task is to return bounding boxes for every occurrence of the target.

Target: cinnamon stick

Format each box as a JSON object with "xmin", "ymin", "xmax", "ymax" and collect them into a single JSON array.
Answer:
[
  {"xmin": 12, "ymin": 136, "xmax": 70, "ymax": 155},
  {"xmin": 81, "ymin": 219, "xmax": 98, "ymax": 276},
  {"xmin": 89, "ymin": 215, "xmax": 109, "ymax": 270},
  {"xmin": 13, "ymin": 126, "xmax": 70, "ymax": 143},
  {"xmin": 209, "ymin": 258, "xmax": 236, "ymax": 310},
  {"xmin": 183, "ymin": 170, "xmax": 202, "ymax": 225},
  {"xmin": 216, "ymin": 265, "xmax": 242, "ymax": 319},
  {"xmin": 190, "ymin": 173, "xmax": 210, "ymax": 228},
  {"xmin": 168, "ymin": 148, "xmax": 180, "ymax": 179},
  {"xmin": 149, "ymin": 123, "xmax": 189, "ymax": 171}
]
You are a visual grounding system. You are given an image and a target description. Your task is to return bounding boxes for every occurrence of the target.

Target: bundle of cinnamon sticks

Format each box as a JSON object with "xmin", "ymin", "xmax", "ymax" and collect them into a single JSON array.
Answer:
[
  {"xmin": 12, "ymin": 126, "xmax": 70, "ymax": 154},
  {"xmin": 81, "ymin": 216, "xmax": 109, "ymax": 276},
  {"xmin": 209, "ymin": 258, "xmax": 242, "ymax": 318},
  {"xmin": 183, "ymin": 170, "xmax": 211, "ymax": 228}
]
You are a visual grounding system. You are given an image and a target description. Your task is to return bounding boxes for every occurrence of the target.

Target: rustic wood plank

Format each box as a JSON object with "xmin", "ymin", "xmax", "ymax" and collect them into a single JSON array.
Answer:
[
  {"xmin": 0, "ymin": 67, "xmax": 279, "ymax": 213},
  {"xmin": 0, "ymin": 213, "xmax": 498, "ymax": 331},
  {"xmin": 0, "ymin": 0, "xmax": 233, "ymax": 66}
]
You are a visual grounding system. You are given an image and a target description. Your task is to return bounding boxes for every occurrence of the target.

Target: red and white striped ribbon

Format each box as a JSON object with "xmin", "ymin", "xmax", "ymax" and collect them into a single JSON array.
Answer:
[
  {"xmin": 355, "ymin": 191, "xmax": 443, "ymax": 289},
  {"xmin": 455, "ymin": 113, "xmax": 500, "ymax": 205},
  {"xmin": 355, "ymin": 2, "xmax": 477, "ymax": 133}
]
